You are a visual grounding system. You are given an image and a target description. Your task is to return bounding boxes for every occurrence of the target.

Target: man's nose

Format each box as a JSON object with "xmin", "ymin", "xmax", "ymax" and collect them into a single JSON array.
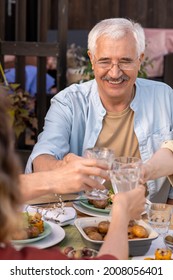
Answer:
[{"xmin": 108, "ymin": 63, "xmax": 122, "ymax": 75}]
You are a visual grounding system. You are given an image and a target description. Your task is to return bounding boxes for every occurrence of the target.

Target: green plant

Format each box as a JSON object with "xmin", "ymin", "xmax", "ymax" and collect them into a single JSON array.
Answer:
[
  {"xmin": 138, "ymin": 56, "xmax": 153, "ymax": 78},
  {"xmin": 0, "ymin": 63, "xmax": 36, "ymax": 140}
]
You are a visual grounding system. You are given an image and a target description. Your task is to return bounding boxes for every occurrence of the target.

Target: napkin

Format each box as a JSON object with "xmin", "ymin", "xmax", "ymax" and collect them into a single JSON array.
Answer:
[{"xmin": 23, "ymin": 205, "xmax": 76, "ymax": 226}]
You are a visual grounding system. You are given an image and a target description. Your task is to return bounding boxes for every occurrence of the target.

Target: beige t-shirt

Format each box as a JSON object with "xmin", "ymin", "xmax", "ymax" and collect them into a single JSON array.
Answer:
[
  {"xmin": 161, "ymin": 140, "xmax": 173, "ymax": 185},
  {"xmin": 95, "ymin": 106, "xmax": 140, "ymax": 158},
  {"xmin": 95, "ymin": 106, "xmax": 140, "ymax": 189}
]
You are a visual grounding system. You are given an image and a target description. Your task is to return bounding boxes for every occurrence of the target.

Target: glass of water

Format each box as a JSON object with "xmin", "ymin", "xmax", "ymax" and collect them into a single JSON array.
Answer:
[
  {"xmin": 147, "ymin": 203, "xmax": 172, "ymax": 236},
  {"xmin": 83, "ymin": 147, "xmax": 115, "ymax": 200},
  {"xmin": 109, "ymin": 156, "xmax": 142, "ymax": 194}
]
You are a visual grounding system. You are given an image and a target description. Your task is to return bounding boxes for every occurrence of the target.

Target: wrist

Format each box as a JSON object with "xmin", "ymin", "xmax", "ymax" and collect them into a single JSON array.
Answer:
[
  {"xmin": 142, "ymin": 161, "xmax": 154, "ymax": 182},
  {"xmin": 111, "ymin": 200, "xmax": 130, "ymax": 223}
]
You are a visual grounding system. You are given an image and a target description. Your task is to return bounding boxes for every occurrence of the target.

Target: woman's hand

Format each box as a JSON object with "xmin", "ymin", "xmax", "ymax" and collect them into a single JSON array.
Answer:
[{"xmin": 111, "ymin": 185, "xmax": 146, "ymax": 221}]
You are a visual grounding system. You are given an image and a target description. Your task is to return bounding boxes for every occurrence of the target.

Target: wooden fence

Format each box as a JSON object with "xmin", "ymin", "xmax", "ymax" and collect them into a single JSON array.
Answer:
[{"xmin": 0, "ymin": 0, "xmax": 68, "ymax": 142}]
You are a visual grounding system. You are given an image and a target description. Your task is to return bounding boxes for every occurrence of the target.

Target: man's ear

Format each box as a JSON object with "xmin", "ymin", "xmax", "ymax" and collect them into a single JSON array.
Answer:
[
  {"xmin": 87, "ymin": 50, "xmax": 92, "ymax": 60},
  {"xmin": 87, "ymin": 50, "xmax": 94, "ymax": 70},
  {"xmin": 138, "ymin": 53, "xmax": 145, "ymax": 71},
  {"xmin": 139, "ymin": 53, "xmax": 145, "ymax": 63}
]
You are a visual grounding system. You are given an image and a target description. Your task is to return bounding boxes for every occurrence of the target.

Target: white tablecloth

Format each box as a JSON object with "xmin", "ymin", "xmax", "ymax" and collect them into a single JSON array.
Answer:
[{"xmin": 132, "ymin": 230, "xmax": 173, "ymax": 260}]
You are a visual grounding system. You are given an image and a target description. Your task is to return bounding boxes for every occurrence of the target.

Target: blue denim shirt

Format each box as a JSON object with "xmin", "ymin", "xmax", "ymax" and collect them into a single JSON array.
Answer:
[{"xmin": 25, "ymin": 78, "xmax": 173, "ymax": 202}]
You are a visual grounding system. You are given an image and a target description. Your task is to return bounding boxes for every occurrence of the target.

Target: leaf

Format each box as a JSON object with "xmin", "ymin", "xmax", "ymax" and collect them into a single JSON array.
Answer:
[{"xmin": 0, "ymin": 65, "xmax": 37, "ymax": 140}]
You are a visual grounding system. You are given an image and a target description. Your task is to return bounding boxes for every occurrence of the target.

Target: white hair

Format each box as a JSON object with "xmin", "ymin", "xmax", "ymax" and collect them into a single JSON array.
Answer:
[{"xmin": 88, "ymin": 18, "xmax": 145, "ymax": 56}]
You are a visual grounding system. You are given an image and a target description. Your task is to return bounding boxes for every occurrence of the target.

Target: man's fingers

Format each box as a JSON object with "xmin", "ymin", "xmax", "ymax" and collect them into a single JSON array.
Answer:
[{"xmin": 82, "ymin": 176, "xmax": 106, "ymax": 191}]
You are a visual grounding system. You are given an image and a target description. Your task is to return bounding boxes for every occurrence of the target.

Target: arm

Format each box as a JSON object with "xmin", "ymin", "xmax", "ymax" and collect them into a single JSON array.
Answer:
[
  {"xmin": 29, "ymin": 146, "xmax": 70, "ymax": 174},
  {"xmin": 20, "ymin": 157, "xmax": 109, "ymax": 202},
  {"xmin": 29, "ymin": 90, "xmax": 82, "ymax": 173},
  {"xmin": 33, "ymin": 154, "xmax": 63, "ymax": 172},
  {"xmin": 142, "ymin": 146, "xmax": 173, "ymax": 182},
  {"xmin": 97, "ymin": 186, "xmax": 145, "ymax": 259},
  {"xmin": 33, "ymin": 153, "xmax": 83, "ymax": 172}
]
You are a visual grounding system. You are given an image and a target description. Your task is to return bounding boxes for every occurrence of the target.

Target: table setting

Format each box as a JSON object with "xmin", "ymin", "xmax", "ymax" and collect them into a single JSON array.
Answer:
[
  {"xmin": 72, "ymin": 154, "xmax": 173, "ymax": 259},
  {"xmin": 10, "ymin": 195, "xmax": 77, "ymax": 251},
  {"xmin": 10, "ymin": 152, "xmax": 173, "ymax": 259},
  {"xmin": 10, "ymin": 191, "xmax": 173, "ymax": 259},
  {"xmin": 24, "ymin": 204, "xmax": 77, "ymax": 226}
]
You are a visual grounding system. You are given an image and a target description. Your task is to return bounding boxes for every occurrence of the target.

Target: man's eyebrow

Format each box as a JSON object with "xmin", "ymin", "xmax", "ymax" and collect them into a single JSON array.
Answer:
[
  {"xmin": 97, "ymin": 57, "xmax": 134, "ymax": 62},
  {"xmin": 97, "ymin": 57, "xmax": 111, "ymax": 61},
  {"xmin": 119, "ymin": 57, "xmax": 134, "ymax": 61}
]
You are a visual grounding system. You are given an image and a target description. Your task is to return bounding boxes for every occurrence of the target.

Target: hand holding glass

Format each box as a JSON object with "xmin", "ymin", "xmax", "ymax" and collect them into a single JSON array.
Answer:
[{"xmin": 83, "ymin": 147, "xmax": 115, "ymax": 200}]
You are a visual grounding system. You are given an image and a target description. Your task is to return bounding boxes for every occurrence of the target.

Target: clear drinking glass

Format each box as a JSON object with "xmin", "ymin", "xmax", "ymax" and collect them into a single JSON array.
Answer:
[
  {"xmin": 147, "ymin": 203, "xmax": 172, "ymax": 236},
  {"xmin": 109, "ymin": 156, "xmax": 142, "ymax": 194},
  {"xmin": 83, "ymin": 147, "xmax": 115, "ymax": 200}
]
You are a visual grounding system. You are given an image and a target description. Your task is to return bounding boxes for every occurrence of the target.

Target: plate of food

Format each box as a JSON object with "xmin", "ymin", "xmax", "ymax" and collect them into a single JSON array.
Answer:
[
  {"xmin": 11, "ymin": 212, "xmax": 52, "ymax": 244},
  {"xmin": 13, "ymin": 221, "xmax": 65, "ymax": 250},
  {"xmin": 73, "ymin": 193, "xmax": 113, "ymax": 217},
  {"xmin": 12, "ymin": 222, "xmax": 52, "ymax": 244},
  {"xmin": 74, "ymin": 217, "xmax": 159, "ymax": 256},
  {"xmin": 74, "ymin": 192, "xmax": 147, "ymax": 217},
  {"xmin": 80, "ymin": 198, "xmax": 112, "ymax": 214},
  {"xmin": 73, "ymin": 201, "xmax": 110, "ymax": 217}
]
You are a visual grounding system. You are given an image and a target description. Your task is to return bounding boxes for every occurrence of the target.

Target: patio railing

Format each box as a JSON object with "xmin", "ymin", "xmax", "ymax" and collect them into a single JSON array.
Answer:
[{"xmin": 0, "ymin": 0, "xmax": 68, "ymax": 145}]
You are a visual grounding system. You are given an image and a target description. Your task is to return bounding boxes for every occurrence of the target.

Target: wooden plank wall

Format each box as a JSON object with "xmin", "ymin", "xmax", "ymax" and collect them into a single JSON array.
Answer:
[{"xmin": 50, "ymin": 0, "xmax": 173, "ymax": 30}]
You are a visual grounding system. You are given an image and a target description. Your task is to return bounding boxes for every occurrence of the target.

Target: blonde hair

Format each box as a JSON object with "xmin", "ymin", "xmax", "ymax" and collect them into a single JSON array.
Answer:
[{"xmin": 0, "ymin": 93, "xmax": 22, "ymax": 242}]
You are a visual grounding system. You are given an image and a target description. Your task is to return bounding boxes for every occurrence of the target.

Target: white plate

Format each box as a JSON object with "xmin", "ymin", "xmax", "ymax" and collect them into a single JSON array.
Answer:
[
  {"xmin": 73, "ymin": 201, "xmax": 146, "ymax": 217},
  {"xmin": 74, "ymin": 217, "xmax": 159, "ymax": 256},
  {"xmin": 73, "ymin": 201, "xmax": 109, "ymax": 217},
  {"xmin": 13, "ymin": 221, "xmax": 65, "ymax": 250}
]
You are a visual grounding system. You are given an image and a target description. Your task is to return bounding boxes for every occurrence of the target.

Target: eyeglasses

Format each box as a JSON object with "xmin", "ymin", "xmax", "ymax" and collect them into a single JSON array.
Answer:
[{"xmin": 94, "ymin": 56, "xmax": 139, "ymax": 71}]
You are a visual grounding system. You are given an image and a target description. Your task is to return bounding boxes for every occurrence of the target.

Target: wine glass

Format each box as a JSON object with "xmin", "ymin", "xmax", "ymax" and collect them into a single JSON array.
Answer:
[
  {"xmin": 83, "ymin": 147, "xmax": 115, "ymax": 200},
  {"xmin": 109, "ymin": 156, "xmax": 142, "ymax": 194}
]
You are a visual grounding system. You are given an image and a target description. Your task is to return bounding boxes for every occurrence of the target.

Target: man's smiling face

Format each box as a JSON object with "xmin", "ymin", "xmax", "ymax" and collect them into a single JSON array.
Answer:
[{"xmin": 88, "ymin": 32, "xmax": 143, "ymax": 103}]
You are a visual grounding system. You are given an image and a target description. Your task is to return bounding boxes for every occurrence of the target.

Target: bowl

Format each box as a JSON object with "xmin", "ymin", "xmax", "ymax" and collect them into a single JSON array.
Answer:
[{"xmin": 74, "ymin": 217, "xmax": 159, "ymax": 257}]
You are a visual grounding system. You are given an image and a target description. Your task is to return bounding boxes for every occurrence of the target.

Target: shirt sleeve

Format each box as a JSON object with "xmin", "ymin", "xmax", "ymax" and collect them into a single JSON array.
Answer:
[{"xmin": 161, "ymin": 140, "xmax": 173, "ymax": 186}]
